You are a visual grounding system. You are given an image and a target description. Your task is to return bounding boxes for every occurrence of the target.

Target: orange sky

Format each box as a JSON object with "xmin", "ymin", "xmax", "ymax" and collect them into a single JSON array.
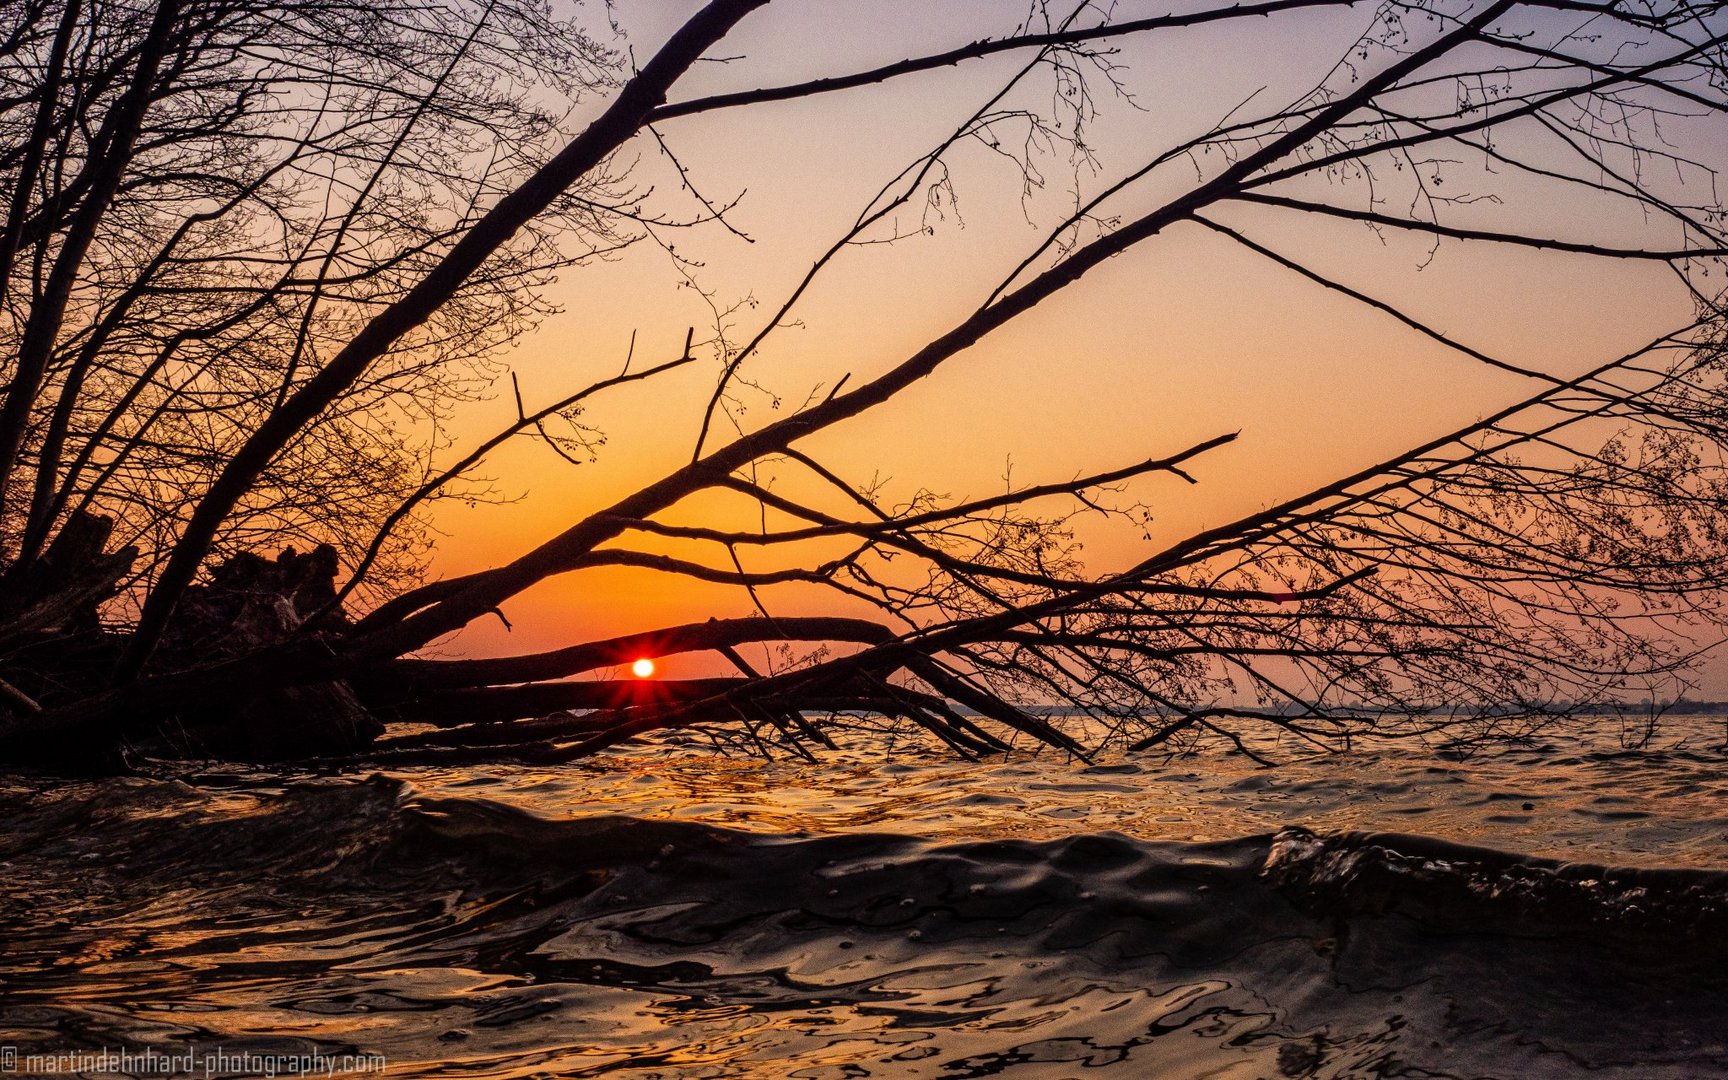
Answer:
[{"xmin": 417, "ymin": 1, "xmax": 1706, "ymax": 687}]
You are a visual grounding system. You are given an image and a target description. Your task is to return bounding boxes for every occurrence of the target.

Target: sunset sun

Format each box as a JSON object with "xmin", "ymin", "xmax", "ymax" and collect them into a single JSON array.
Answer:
[{"xmin": 630, "ymin": 658, "xmax": 656, "ymax": 679}]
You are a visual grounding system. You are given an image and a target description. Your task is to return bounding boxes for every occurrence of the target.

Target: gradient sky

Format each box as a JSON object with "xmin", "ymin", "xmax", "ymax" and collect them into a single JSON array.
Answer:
[{"xmin": 419, "ymin": 0, "xmax": 1707, "ymax": 688}]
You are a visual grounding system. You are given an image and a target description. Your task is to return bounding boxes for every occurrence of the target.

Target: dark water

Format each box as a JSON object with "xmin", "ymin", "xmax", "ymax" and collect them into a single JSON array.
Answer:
[{"xmin": 3, "ymin": 722, "xmax": 1728, "ymax": 1078}]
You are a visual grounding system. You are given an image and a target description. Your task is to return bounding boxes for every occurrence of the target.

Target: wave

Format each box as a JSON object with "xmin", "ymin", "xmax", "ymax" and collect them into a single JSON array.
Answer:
[{"xmin": 1265, "ymin": 826, "xmax": 1728, "ymax": 943}]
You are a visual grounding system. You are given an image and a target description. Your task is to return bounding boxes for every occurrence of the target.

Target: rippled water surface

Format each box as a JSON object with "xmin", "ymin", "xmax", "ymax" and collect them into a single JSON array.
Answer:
[{"xmin": 3, "ymin": 718, "xmax": 1727, "ymax": 1078}]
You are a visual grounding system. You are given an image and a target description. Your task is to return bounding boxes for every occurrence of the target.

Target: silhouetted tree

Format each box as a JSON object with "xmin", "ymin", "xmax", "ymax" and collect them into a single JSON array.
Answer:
[{"xmin": 2, "ymin": 0, "xmax": 1727, "ymax": 766}]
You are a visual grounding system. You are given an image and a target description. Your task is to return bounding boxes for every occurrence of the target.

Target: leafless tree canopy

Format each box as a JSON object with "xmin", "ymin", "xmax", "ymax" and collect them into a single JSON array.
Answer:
[
  {"xmin": 1, "ymin": 0, "xmax": 1726, "ymax": 766},
  {"xmin": 0, "ymin": 0, "xmax": 624, "ymax": 594}
]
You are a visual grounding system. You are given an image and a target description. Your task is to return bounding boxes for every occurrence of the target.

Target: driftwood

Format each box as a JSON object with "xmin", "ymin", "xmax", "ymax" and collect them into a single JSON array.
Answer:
[
  {"xmin": 0, "ymin": 531, "xmax": 382, "ymax": 763},
  {"xmin": 149, "ymin": 544, "xmax": 380, "ymax": 761},
  {"xmin": 0, "ymin": 511, "xmax": 136, "ymax": 650},
  {"xmin": 0, "ymin": 512, "xmax": 135, "ymax": 739}
]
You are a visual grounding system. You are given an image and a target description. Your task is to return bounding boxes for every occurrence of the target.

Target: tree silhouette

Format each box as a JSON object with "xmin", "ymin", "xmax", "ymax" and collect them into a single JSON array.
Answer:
[{"xmin": 2, "ymin": 0, "xmax": 1727, "ymax": 766}]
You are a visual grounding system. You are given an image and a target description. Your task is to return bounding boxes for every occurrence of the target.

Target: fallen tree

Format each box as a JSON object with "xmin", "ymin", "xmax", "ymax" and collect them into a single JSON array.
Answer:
[{"xmin": 2, "ymin": 0, "xmax": 1727, "ymax": 768}]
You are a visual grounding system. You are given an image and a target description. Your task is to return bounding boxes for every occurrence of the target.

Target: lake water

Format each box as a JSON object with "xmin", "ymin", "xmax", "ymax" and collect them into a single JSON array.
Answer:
[{"xmin": 3, "ymin": 717, "xmax": 1727, "ymax": 1078}]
